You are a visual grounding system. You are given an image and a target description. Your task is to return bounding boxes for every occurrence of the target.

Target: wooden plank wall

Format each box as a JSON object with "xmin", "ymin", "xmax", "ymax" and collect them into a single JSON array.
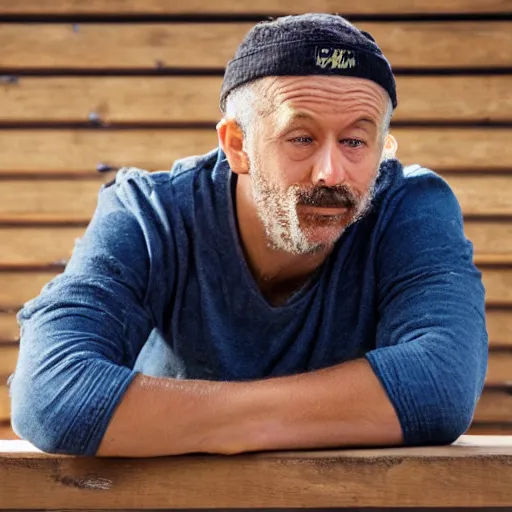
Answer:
[{"xmin": 1, "ymin": 0, "xmax": 512, "ymax": 441}]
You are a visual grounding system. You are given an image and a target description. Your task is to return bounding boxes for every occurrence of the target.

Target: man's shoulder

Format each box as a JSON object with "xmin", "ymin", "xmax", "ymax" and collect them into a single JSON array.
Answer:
[
  {"xmin": 376, "ymin": 159, "xmax": 456, "ymax": 211},
  {"xmin": 401, "ymin": 162, "xmax": 447, "ymax": 187},
  {"xmin": 370, "ymin": 159, "xmax": 463, "ymax": 246},
  {"xmin": 397, "ymin": 162, "xmax": 458, "ymax": 212},
  {"xmin": 378, "ymin": 158, "xmax": 447, "ymax": 191},
  {"xmin": 104, "ymin": 148, "xmax": 220, "ymax": 193},
  {"xmin": 169, "ymin": 147, "xmax": 220, "ymax": 181}
]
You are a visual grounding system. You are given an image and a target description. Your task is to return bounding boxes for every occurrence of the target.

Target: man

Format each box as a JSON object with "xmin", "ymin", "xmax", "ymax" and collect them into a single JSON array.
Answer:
[{"xmin": 10, "ymin": 13, "xmax": 487, "ymax": 457}]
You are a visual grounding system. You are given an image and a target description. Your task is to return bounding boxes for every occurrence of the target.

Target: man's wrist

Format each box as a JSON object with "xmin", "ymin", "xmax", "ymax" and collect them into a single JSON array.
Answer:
[{"xmin": 193, "ymin": 379, "xmax": 275, "ymax": 455}]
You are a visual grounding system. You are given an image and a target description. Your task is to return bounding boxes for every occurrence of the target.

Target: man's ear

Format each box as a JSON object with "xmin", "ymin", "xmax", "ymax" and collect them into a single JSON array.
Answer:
[
  {"xmin": 217, "ymin": 118, "xmax": 250, "ymax": 175},
  {"xmin": 382, "ymin": 133, "xmax": 398, "ymax": 160}
]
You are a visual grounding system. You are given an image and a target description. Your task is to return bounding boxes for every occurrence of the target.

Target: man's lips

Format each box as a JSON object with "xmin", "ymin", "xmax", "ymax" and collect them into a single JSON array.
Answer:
[{"xmin": 298, "ymin": 204, "xmax": 349, "ymax": 216}]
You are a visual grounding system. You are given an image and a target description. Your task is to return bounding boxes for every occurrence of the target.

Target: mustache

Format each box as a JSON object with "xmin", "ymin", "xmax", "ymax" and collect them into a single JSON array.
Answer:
[{"xmin": 297, "ymin": 185, "xmax": 358, "ymax": 209}]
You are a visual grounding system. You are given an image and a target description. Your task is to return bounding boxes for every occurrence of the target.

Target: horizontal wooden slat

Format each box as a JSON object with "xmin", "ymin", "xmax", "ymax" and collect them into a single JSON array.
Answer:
[
  {"xmin": 0, "ymin": 129, "xmax": 216, "ymax": 174},
  {"xmin": 396, "ymin": 76, "xmax": 512, "ymax": 123},
  {"xmin": 0, "ymin": 77, "xmax": 222, "ymax": 124},
  {"xmin": 0, "ymin": 227, "xmax": 85, "ymax": 266},
  {"xmin": 0, "ymin": 423, "xmax": 17, "ymax": 440},
  {"xmin": 395, "ymin": 128, "xmax": 512, "ymax": 172},
  {"xmin": 0, "ymin": 314, "xmax": 19, "ymax": 344},
  {"xmin": 465, "ymin": 222, "xmax": 512, "ymax": 258},
  {"xmin": 0, "ymin": 22, "xmax": 510, "ymax": 70},
  {"xmin": 487, "ymin": 310, "xmax": 512, "ymax": 347},
  {"xmin": 0, "ymin": 385, "xmax": 9, "ymax": 422},
  {"xmin": 469, "ymin": 425, "xmax": 512, "ymax": 435},
  {"xmin": 0, "ymin": 347, "xmax": 18, "ymax": 379},
  {"xmin": 0, "ymin": 180, "xmax": 104, "ymax": 221},
  {"xmin": 486, "ymin": 351, "xmax": 512, "ymax": 386},
  {"xmin": 0, "ymin": 0, "xmax": 509, "ymax": 15},
  {"xmin": 2, "ymin": 76, "xmax": 512, "ymax": 124},
  {"xmin": 484, "ymin": 269, "xmax": 512, "ymax": 305},
  {"xmin": 476, "ymin": 255, "xmax": 512, "ymax": 265},
  {"xmin": 0, "ymin": 128, "xmax": 510, "ymax": 174},
  {"xmin": 0, "ymin": 272, "xmax": 58, "ymax": 310},
  {"xmin": 445, "ymin": 175, "xmax": 512, "ymax": 216},
  {"xmin": 1, "ymin": 221, "xmax": 512, "ymax": 267},
  {"xmin": 474, "ymin": 388, "xmax": 512, "ymax": 423}
]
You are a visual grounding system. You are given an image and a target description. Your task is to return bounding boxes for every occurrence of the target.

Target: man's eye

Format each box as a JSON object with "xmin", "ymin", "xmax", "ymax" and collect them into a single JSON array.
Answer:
[
  {"xmin": 342, "ymin": 139, "xmax": 365, "ymax": 148},
  {"xmin": 290, "ymin": 136, "xmax": 313, "ymax": 145}
]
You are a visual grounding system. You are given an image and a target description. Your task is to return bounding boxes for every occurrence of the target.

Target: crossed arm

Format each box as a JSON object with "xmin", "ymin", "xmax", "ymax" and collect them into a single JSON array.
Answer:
[{"xmin": 97, "ymin": 358, "xmax": 402, "ymax": 457}]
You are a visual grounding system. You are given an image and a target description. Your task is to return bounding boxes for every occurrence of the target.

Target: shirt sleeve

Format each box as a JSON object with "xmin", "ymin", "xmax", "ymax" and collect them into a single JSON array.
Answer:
[
  {"xmin": 364, "ymin": 168, "xmax": 488, "ymax": 446},
  {"xmin": 9, "ymin": 168, "xmax": 173, "ymax": 456}
]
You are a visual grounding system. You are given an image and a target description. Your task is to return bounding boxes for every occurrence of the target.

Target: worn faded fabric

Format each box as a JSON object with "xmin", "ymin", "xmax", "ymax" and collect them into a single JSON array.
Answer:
[{"xmin": 10, "ymin": 148, "xmax": 487, "ymax": 456}]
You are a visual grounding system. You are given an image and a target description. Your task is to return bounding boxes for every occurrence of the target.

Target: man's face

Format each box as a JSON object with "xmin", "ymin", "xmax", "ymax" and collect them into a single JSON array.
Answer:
[{"xmin": 245, "ymin": 75, "xmax": 390, "ymax": 255}]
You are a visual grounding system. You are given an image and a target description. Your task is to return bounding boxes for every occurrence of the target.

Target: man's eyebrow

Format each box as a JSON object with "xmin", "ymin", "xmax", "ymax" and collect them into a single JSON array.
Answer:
[
  {"xmin": 349, "ymin": 117, "xmax": 378, "ymax": 129},
  {"xmin": 291, "ymin": 111, "xmax": 315, "ymax": 121},
  {"xmin": 278, "ymin": 111, "xmax": 317, "ymax": 128},
  {"xmin": 276, "ymin": 111, "xmax": 379, "ymax": 132}
]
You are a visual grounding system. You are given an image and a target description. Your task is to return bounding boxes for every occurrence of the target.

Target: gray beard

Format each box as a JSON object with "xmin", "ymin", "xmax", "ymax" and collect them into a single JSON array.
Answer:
[{"xmin": 249, "ymin": 157, "xmax": 378, "ymax": 255}]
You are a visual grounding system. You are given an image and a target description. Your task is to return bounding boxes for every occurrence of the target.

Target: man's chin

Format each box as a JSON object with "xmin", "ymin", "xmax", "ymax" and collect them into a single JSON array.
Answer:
[{"xmin": 301, "ymin": 222, "xmax": 348, "ymax": 250}]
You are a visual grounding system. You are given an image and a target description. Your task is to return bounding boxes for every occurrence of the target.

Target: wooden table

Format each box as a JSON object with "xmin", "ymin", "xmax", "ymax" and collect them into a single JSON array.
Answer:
[{"xmin": 1, "ymin": 435, "xmax": 512, "ymax": 510}]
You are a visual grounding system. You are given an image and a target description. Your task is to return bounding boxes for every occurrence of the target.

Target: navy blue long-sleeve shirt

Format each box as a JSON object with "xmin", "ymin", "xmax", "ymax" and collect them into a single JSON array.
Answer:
[{"xmin": 9, "ymin": 149, "xmax": 488, "ymax": 455}]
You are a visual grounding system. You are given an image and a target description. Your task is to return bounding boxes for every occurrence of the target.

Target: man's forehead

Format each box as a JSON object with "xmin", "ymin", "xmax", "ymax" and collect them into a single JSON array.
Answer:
[
  {"xmin": 264, "ymin": 76, "xmax": 387, "ymax": 119},
  {"xmin": 274, "ymin": 104, "xmax": 380, "ymax": 131},
  {"xmin": 267, "ymin": 74, "xmax": 387, "ymax": 99}
]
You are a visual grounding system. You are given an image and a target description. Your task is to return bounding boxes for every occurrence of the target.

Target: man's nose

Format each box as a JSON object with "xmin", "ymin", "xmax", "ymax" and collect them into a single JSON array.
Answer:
[{"xmin": 311, "ymin": 140, "xmax": 347, "ymax": 187}]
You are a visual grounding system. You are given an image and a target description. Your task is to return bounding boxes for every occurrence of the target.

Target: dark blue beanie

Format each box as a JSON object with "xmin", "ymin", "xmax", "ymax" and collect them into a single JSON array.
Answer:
[{"xmin": 220, "ymin": 13, "xmax": 397, "ymax": 111}]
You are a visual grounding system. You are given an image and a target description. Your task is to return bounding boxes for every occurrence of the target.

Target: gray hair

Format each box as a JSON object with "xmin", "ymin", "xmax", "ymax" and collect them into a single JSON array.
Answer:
[{"xmin": 222, "ymin": 79, "xmax": 267, "ymax": 146}]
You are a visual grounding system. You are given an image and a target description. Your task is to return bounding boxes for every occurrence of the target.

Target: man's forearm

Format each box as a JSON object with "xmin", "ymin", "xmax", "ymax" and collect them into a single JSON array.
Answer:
[
  {"xmin": 216, "ymin": 358, "xmax": 404, "ymax": 454},
  {"xmin": 96, "ymin": 373, "xmax": 237, "ymax": 457},
  {"xmin": 97, "ymin": 358, "xmax": 403, "ymax": 457}
]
